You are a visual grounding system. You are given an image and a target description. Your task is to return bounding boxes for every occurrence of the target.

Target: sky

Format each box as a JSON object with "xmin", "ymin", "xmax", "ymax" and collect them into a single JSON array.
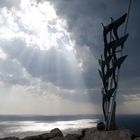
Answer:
[{"xmin": 0, "ymin": 0, "xmax": 139, "ymax": 115}]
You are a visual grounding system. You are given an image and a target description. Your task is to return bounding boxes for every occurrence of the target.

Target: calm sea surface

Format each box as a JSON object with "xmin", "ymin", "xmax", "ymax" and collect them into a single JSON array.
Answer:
[{"xmin": 0, "ymin": 114, "xmax": 139, "ymax": 138}]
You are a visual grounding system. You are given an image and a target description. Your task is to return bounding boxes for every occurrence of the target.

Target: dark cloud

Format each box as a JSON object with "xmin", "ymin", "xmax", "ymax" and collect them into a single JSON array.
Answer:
[
  {"xmin": 47, "ymin": 0, "xmax": 140, "ymax": 90},
  {"xmin": 48, "ymin": 0, "xmax": 127, "ymax": 54}
]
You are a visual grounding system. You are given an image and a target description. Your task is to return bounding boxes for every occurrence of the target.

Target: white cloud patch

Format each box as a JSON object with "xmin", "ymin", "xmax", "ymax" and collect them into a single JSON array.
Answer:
[{"xmin": 0, "ymin": 0, "xmax": 74, "ymax": 51}]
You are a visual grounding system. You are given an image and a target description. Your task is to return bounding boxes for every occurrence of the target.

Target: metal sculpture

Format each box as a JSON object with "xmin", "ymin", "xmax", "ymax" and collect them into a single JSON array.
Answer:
[{"xmin": 98, "ymin": 13, "xmax": 129, "ymax": 130}]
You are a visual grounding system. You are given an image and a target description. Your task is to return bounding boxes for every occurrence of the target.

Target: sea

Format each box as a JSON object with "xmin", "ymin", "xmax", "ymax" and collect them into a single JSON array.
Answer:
[{"xmin": 0, "ymin": 114, "xmax": 139, "ymax": 138}]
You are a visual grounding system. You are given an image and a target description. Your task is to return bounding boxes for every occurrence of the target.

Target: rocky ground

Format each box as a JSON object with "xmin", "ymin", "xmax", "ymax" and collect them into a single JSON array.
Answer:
[{"xmin": 0, "ymin": 128, "xmax": 140, "ymax": 140}]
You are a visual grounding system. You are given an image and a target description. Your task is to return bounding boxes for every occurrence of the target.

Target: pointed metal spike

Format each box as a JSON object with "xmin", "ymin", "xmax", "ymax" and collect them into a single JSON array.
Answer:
[
  {"xmin": 117, "ymin": 55, "xmax": 128, "ymax": 68},
  {"xmin": 107, "ymin": 34, "xmax": 129, "ymax": 50},
  {"xmin": 104, "ymin": 13, "xmax": 127, "ymax": 33}
]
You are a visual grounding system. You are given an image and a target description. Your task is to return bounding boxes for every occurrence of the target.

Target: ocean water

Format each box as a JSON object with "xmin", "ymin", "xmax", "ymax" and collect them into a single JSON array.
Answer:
[{"xmin": 0, "ymin": 114, "xmax": 139, "ymax": 138}]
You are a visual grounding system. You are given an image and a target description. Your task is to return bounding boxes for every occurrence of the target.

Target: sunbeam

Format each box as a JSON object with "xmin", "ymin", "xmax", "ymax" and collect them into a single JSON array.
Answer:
[{"xmin": 0, "ymin": 0, "xmax": 96, "ymax": 115}]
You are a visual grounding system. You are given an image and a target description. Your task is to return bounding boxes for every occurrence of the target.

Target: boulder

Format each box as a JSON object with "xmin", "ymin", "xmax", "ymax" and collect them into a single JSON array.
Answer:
[
  {"xmin": 97, "ymin": 122, "xmax": 105, "ymax": 131},
  {"xmin": 50, "ymin": 128, "xmax": 63, "ymax": 138}
]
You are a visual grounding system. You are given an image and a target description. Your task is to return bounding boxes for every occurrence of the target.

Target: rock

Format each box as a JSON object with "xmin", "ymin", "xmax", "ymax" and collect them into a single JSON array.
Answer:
[
  {"xmin": 81, "ymin": 128, "xmax": 98, "ymax": 140},
  {"xmin": 64, "ymin": 134, "xmax": 81, "ymax": 140},
  {"xmin": 97, "ymin": 122, "xmax": 105, "ymax": 131},
  {"xmin": 82, "ymin": 127, "xmax": 97, "ymax": 135},
  {"xmin": 82, "ymin": 128, "xmax": 133, "ymax": 140},
  {"xmin": 49, "ymin": 128, "xmax": 63, "ymax": 138},
  {"xmin": 0, "ymin": 128, "xmax": 136, "ymax": 140},
  {"xmin": 0, "ymin": 137, "xmax": 20, "ymax": 140}
]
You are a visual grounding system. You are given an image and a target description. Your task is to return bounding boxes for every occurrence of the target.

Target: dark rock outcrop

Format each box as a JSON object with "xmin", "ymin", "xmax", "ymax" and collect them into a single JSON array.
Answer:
[
  {"xmin": 49, "ymin": 128, "xmax": 63, "ymax": 138},
  {"xmin": 0, "ymin": 127, "xmax": 138, "ymax": 140}
]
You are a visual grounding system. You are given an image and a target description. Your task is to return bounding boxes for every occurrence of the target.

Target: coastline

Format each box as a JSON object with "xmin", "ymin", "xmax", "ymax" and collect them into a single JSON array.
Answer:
[{"xmin": 0, "ymin": 128, "xmax": 139, "ymax": 140}]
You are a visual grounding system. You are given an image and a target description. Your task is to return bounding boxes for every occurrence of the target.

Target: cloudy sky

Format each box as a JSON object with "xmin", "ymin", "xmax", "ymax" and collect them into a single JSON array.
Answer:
[{"xmin": 0, "ymin": 0, "xmax": 139, "ymax": 115}]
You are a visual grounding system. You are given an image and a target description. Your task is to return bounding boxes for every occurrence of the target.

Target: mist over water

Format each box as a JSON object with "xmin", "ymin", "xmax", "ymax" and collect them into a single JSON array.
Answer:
[{"xmin": 0, "ymin": 114, "xmax": 139, "ymax": 138}]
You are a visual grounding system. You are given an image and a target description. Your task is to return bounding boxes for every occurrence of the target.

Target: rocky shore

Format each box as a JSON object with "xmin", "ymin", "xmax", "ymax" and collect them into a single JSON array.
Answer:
[{"xmin": 0, "ymin": 128, "xmax": 139, "ymax": 140}]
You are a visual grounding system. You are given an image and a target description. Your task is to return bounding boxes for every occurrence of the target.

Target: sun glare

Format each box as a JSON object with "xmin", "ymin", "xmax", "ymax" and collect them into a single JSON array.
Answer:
[
  {"xmin": 0, "ymin": 0, "xmax": 74, "ymax": 52},
  {"xmin": 0, "ymin": 0, "xmax": 87, "ymax": 114},
  {"xmin": 15, "ymin": 0, "xmax": 73, "ymax": 51}
]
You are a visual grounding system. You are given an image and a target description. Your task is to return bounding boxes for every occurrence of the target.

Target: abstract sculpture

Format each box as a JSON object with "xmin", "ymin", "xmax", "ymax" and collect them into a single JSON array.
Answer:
[{"xmin": 98, "ymin": 13, "xmax": 129, "ymax": 130}]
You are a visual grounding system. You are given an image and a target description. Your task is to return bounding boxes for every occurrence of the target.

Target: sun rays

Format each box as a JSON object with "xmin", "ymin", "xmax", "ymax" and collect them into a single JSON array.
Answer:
[{"xmin": 0, "ymin": 0, "xmax": 97, "ymax": 115}]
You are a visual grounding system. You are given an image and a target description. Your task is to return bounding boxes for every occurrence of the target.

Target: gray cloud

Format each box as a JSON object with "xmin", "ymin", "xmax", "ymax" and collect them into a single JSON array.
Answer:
[
  {"xmin": 0, "ymin": 38, "xmax": 102, "ymax": 105},
  {"xmin": 48, "ymin": 0, "xmax": 127, "ymax": 53},
  {"xmin": 0, "ymin": 57, "xmax": 29, "ymax": 86},
  {"xmin": 1, "ymin": 39, "xmax": 85, "ymax": 89},
  {"xmin": 47, "ymin": 0, "xmax": 140, "ymax": 89}
]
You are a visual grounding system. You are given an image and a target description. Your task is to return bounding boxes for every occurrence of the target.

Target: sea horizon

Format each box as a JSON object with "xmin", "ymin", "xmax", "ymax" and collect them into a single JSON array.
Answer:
[{"xmin": 0, "ymin": 114, "xmax": 139, "ymax": 138}]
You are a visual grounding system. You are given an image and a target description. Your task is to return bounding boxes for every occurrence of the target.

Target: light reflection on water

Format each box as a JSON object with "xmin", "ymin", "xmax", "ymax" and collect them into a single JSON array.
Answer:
[{"xmin": 0, "ymin": 119, "xmax": 98, "ymax": 138}]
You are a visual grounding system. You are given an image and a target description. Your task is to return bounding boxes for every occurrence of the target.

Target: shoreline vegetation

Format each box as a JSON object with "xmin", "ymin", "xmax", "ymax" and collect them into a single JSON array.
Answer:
[{"xmin": 0, "ymin": 128, "xmax": 140, "ymax": 140}]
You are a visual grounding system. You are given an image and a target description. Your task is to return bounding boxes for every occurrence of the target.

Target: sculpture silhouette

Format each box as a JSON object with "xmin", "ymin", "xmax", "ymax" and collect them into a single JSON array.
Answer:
[{"xmin": 99, "ymin": 13, "xmax": 129, "ymax": 130}]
